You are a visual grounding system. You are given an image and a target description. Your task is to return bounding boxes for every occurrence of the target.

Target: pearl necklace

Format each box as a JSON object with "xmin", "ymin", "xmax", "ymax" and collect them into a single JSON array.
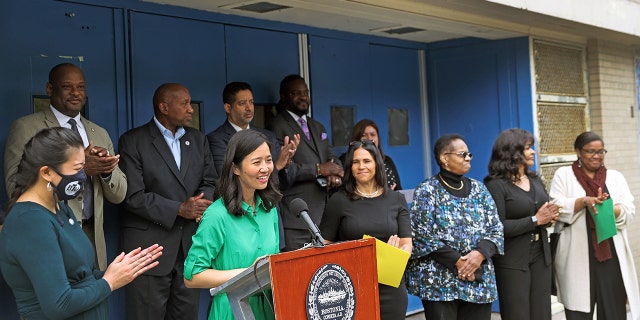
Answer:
[
  {"xmin": 355, "ymin": 186, "xmax": 380, "ymax": 198},
  {"xmin": 439, "ymin": 174, "xmax": 463, "ymax": 190}
]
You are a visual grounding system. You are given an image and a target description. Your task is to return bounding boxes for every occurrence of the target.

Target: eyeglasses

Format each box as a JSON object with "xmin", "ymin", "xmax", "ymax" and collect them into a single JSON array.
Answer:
[
  {"xmin": 349, "ymin": 139, "xmax": 375, "ymax": 147},
  {"xmin": 444, "ymin": 151, "xmax": 473, "ymax": 159},
  {"xmin": 581, "ymin": 148, "xmax": 607, "ymax": 156}
]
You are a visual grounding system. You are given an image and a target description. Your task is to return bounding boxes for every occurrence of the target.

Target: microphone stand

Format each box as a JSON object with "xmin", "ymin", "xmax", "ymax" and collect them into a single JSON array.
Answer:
[
  {"xmin": 303, "ymin": 225, "xmax": 326, "ymax": 248},
  {"xmin": 310, "ymin": 232, "xmax": 326, "ymax": 247}
]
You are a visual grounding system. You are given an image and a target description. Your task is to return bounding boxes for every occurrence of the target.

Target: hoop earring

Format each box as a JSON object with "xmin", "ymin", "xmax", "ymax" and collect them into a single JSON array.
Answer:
[
  {"xmin": 578, "ymin": 158, "xmax": 582, "ymax": 167},
  {"xmin": 47, "ymin": 181, "xmax": 53, "ymax": 192}
]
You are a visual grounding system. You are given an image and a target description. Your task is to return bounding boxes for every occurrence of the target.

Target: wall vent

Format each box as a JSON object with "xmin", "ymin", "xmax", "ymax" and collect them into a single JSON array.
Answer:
[{"xmin": 233, "ymin": 2, "xmax": 291, "ymax": 13}]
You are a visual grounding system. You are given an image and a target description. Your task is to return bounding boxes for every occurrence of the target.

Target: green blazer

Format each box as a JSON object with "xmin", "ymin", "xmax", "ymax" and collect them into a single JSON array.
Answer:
[{"xmin": 3, "ymin": 106, "xmax": 127, "ymax": 270}]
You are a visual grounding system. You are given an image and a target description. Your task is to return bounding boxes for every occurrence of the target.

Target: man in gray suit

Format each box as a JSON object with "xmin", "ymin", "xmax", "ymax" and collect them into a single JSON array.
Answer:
[
  {"xmin": 118, "ymin": 83, "xmax": 217, "ymax": 319},
  {"xmin": 4, "ymin": 63, "xmax": 126, "ymax": 270},
  {"xmin": 268, "ymin": 74, "xmax": 343, "ymax": 251}
]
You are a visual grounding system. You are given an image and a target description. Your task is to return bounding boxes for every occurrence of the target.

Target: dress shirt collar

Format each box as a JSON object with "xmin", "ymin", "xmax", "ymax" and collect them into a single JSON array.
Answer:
[
  {"xmin": 153, "ymin": 116, "xmax": 186, "ymax": 140},
  {"xmin": 240, "ymin": 195, "xmax": 269, "ymax": 215},
  {"xmin": 228, "ymin": 119, "xmax": 249, "ymax": 132},
  {"xmin": 50, "ymin": 105, "xmax": 88, "ymax": 146},
  {"xmin": 286, "ymin": 110, "xmax": 308, "ymax": 124}
]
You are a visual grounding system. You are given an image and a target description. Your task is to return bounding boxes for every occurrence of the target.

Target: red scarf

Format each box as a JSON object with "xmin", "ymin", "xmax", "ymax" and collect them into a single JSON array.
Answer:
[{"xmin": 571, "ymin": 161, "xmax": 612, "ymax": 262}]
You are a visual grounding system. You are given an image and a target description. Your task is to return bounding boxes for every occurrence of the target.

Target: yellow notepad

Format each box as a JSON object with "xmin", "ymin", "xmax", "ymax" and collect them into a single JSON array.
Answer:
[{"xmin": 363, "ymin": 235, "xmax": 410, "ymax": 288}]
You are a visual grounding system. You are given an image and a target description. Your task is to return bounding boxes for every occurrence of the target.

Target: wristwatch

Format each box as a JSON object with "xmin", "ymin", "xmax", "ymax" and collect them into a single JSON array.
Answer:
[{"xmin": 531, "ymin": 215, "xmax": 538, "ymax": 225}]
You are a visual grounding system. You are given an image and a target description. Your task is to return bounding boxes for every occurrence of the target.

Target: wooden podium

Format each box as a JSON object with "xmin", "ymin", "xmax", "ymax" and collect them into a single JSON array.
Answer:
[{"xmin": 210, "ymin": 238, "xmax": 380, "ymax": 319}]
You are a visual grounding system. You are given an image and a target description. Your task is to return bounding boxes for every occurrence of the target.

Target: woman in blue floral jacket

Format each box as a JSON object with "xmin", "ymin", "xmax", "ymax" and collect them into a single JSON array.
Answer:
[{"xmin": 406, "ymin": 134, "xmax": 504, "ymax": 320}]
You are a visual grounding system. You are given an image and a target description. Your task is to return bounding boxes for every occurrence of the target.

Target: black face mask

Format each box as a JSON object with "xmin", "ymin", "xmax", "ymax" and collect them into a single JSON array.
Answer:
[{"xmin": 51, "ymin": 168, "xmax": 86, "ymax": 201}]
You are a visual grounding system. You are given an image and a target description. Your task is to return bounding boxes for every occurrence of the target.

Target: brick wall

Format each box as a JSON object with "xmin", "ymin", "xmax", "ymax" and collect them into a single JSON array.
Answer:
[{"xmin": 586, "ymin": 39, "xmax": 640, "ymax": 282}]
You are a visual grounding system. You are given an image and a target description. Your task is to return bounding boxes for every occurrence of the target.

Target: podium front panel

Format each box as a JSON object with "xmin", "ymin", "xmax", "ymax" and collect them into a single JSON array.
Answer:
[{"xmin": 269, "ymin": 238, "xmax": 380, "ymax": 319}]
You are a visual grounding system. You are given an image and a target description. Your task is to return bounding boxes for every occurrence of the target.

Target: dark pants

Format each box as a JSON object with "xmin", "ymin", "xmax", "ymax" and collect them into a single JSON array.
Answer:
[
  {"xmin": 126, "ymin": 246, "xmax": 199, "ymax": 320},
  {"xmin": 422, "ymin": 299, "xmax": 492, "ymax": 320},
  {"xmin": 282, "ymin": 228, "xmax": 313, "ymax": 252},
  {"xmin": 495, "ymin": 240, "xmax": 551, "ymax": 320},
  {"xmin": 564, "ymin": 234, "xmax": 627, "ymax": 320}
]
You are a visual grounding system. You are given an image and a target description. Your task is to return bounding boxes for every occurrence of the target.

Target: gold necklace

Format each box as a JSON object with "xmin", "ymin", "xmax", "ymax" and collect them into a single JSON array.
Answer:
[
  {"xmin": 355, "ymin": 186, "xmax": 380, "ymax": 198},
  {"xmin": 439, "ymin": 174, "xmax": 463, "ymax": 190}
]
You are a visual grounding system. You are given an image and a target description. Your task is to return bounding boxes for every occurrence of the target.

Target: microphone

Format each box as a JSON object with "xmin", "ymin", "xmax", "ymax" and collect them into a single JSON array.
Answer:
[{"xmin": 289, "ymin": 198, "xmax": 325, "ymax": 247}]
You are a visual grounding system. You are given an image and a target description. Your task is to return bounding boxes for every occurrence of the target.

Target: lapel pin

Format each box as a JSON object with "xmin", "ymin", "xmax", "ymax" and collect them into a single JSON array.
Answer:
[
  {"xmin": 69, "ymin": 218, "xmax": 75, "ymax": 225},
  {"xmin": 185, "ymin": 141, "xmax": 190, "ymax": 146}
]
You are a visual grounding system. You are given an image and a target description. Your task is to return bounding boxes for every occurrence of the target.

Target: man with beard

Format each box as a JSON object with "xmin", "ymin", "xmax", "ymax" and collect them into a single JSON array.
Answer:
[{"xmin": 268, "ymin": 75, "xmax": 343, "ymax": 251}]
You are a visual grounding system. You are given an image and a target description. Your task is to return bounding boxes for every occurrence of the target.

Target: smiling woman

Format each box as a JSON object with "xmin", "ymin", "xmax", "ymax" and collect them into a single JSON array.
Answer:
[
  {"xmin": 183, "ymin": 129, "xmax": 282, "ymax": 320},
  {"xmin": 320, "ymin": 139, "xmax": 412, "ymax": 320},
  {"xmin": 484, "ymin": 128, "xmax": 559, "ymax": 320},
  {"xmin": 549, "ymin": 131, "xmax": 640, "ymax": 319},
  {"xmin": 406, "ymin": 134, "xmax": 503, "ymax": 320}
]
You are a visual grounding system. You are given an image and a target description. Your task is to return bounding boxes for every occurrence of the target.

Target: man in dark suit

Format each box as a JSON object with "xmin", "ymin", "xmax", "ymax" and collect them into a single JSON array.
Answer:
[
  {"xmin": 207, "ymin": 81, "xmax": 298, "ymax": 184},
  {"xmin": 118, "ymin": 83, "xmax": 217, "ymax": 319},
  {"xmin": 4, "ymin": 63, "xmax": 126, "ymax": 271},
  {"xmin": 268, "ymin": 74, "xmax": 343, "ymax": 251}
]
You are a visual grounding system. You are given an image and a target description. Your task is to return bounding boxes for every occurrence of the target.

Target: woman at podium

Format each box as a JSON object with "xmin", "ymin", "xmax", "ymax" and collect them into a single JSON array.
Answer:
[
  {"xmin": 184, "ymin": 130, "xmax": 282, "ymax": 320},
  {"xmin": 406, "ymin": 134, "xmax": 504, "ymax": 320},
  {"xmin": 320, "ymin": 139, "xmax": 412, "ymax": 320}
]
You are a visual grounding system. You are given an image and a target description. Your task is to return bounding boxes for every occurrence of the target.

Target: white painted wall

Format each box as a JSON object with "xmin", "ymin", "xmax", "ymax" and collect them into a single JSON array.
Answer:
[{"xmin": 486, "ymin": 0, "xmax": 640, "ymax": 37}]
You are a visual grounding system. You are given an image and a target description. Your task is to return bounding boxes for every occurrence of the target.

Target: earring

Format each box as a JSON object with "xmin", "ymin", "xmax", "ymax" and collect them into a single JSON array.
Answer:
[
  {"xmin": 47, "ymin": 181, "xmax": 53, "ymax": 191},
  {"xmin": 578, "ymin": 158, "xmax": 582, "ymax": 167},
  {"xmin": 444, "ymin": 163, "xmax": 448, "ymax": 167}
]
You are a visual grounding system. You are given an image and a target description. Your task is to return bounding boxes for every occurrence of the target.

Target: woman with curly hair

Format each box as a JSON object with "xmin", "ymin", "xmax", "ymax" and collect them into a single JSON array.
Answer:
[{"xmin": 484, "ymin": 128, "xmax": 560, "ymax": 320}]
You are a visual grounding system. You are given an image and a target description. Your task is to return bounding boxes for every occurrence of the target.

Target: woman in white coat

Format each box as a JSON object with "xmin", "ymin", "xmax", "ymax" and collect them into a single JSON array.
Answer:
[{"xmin": 550, "ymin": 131, "xmax": 640, "ymax": 320}]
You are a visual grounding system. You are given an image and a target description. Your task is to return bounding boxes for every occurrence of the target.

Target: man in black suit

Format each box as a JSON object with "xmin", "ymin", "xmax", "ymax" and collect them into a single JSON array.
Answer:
[
  {"xmin": 268, "ymin": 74, "xmax": 343, "ymax": 251},
  {"xmin": 206, "ymin": 81, "xmax": 298, "ymax": 180},
  {"xmin": 118, "ymin": 83, "xmax": 217, "ymax": 319}
]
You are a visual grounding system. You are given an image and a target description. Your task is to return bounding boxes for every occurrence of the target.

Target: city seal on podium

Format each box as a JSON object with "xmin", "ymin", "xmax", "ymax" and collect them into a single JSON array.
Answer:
[{"xmin": 306, "ymin": 263, "xmax": 356, "ymax": 320}]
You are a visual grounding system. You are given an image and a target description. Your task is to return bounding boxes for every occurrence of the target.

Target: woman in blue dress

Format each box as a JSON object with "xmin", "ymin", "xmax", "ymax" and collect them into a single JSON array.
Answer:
[
  {"xmin": 406, "ymin": 134, "xmax": 504, "ymax": 320},
  {"xmin": 184, "ymin": 129, "xmax": 281, "ymax": 320}
]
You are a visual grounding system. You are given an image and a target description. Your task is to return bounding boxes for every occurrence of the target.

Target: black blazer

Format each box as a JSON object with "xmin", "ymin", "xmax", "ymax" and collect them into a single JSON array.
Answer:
[
  {"xmin": 268, "ymin": 111, "xmax": 340, "ymax": 229},
  {"xmin": 485, "ymin": 176, "xmax": 552, "ymax": 270},
  {"xmin": 206, "ymin": 120, "xmax": 296, "ymax": 190},
  {"xmin": 118, "ymin": 120, "xmax": 217, "ymax": 276}
]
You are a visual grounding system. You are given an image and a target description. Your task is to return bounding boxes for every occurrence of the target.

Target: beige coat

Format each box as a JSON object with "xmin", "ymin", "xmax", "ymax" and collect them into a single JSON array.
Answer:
[
  {"xmin": 4, "ymin": 107, "xmax": 127, "ymax": 270},
  {"xmin": 550, "ymin": 166, "xmax": 640, "ymax": 319}
]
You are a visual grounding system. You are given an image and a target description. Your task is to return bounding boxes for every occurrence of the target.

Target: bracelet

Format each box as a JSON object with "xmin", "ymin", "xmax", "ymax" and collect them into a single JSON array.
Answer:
[
  {"xmin": 583, "ymin": 197, "xmax": 588, "ymax": 207},
  {"xmin": 316, "ymin": 163, "xmax": 321, "ymax": 177}
]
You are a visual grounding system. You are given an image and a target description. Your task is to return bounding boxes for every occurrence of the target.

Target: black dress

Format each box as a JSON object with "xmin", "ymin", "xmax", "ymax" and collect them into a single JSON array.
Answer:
[{"xmin": 320, "ymin": 189, "xmax": 411, "ymax": 320}]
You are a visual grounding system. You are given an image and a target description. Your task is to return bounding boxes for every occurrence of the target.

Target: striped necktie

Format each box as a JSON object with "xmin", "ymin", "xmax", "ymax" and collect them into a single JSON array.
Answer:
[{"xmin": 298, "ymin": 117, "xmax": 311, "ymax": 140}]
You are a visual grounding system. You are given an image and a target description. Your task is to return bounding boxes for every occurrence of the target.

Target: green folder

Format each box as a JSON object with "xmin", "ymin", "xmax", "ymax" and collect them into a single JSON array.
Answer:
[{"xmin": 591, "ymin": 198, "xmax": 617, "ymax": 243}]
